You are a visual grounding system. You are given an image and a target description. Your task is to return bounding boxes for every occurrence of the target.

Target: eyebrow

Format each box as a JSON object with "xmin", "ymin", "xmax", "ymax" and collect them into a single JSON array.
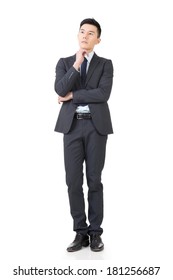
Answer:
[{"xmin": 80, "ymin": 28, "xmax": 95, "ymax": 34}]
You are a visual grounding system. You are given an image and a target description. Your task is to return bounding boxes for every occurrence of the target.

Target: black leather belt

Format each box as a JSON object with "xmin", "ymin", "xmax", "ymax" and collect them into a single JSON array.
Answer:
[{"xmin": 75, "ymin": 113, "xmax": 92, "ymax": 120}]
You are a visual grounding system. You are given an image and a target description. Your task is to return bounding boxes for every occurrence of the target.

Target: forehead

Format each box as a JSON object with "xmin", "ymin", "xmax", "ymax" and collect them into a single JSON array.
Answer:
[{"xmin": 80, "ymin": 24, "xmax": 97, "ymax": 33}]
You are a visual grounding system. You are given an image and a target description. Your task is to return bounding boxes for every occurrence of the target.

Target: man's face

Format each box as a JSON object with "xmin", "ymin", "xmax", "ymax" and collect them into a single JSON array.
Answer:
[{"xmin": 78, "ymin": 24, "xmax": 101, "ymax": 52}]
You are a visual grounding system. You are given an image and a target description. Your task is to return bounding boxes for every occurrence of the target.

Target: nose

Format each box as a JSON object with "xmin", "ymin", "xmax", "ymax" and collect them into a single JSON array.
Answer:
[{"xmin": 82, "ymin": 32, "xmax": 88, "ymax": 39}]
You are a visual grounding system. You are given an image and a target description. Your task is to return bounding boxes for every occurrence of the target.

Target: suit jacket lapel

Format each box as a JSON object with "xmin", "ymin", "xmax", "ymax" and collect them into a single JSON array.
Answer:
[{"xmin": 85, "ymin": 54, "xmax": 100, "ymax": 85}]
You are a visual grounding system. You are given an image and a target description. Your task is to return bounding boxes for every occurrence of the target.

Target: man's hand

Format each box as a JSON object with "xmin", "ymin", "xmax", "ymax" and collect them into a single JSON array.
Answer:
[
  {"xmin": 73, "ymin": 48, "xmax": 88, "ymax": 71},
  {"xmin": 58, "ymin": 92, "xmax": 73, "ymax": 104}
]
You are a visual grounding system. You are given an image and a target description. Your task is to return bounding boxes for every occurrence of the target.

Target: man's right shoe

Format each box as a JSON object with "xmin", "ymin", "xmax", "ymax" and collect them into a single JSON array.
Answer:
[{"xmin": 67, "ymin": 233, "xmax": 89, "ymax": 252}]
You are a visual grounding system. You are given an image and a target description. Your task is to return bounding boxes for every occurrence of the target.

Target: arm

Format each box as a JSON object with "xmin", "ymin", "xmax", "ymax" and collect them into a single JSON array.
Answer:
[
  {"xmin": 54, "ymin": 49, "xmax": 87, "ymax": 97},
  {"xmin": 73, "ymin": 59, "xmax": 114, "ymax": 104},
  {"xmin": 54, "ymin": 58, "xmax": 79, "ymax": 97},
  {"xmin": 58, "ymin": 91, "xmax": 73, "ymax": 104}
]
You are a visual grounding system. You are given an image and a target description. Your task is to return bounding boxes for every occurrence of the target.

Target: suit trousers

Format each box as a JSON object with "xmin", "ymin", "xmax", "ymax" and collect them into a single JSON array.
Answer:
[{"xmin": 63, "ymin": 118, "xmax": 107, "ymax": 236}]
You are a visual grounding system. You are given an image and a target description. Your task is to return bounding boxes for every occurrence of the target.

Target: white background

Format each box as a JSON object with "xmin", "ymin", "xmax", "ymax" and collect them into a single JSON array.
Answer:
[{"xmin": 0, "ymin": 0, "xmax": 173, "ymax": 279}]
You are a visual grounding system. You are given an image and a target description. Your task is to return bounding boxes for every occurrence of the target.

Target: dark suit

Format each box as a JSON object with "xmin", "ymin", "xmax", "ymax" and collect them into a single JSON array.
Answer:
[{"xmin": 54, "ymin": 53, "xmax": 113, "ymax": 235}]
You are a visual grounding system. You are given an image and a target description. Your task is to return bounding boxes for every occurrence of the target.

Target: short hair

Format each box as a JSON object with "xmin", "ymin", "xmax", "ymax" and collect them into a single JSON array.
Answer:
[{"xmin": 80, "ymin": 18, "xmax": 101, "ymax": 38}]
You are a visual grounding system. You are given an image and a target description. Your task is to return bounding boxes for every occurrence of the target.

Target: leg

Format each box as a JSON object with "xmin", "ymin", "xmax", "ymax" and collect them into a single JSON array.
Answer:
[
  {"xmin": 63, "ymin": 120, "xmax": 88, "ymax": 234},
  {"xmin": 83, "ymin": 120, "xmax": 107, "ymax": 235}
]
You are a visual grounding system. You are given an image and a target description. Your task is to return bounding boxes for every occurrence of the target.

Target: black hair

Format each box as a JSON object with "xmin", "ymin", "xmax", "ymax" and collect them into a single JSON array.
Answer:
[{"xmin": 80, "ymin": 18, "xmax": 101, "ymax": 38}]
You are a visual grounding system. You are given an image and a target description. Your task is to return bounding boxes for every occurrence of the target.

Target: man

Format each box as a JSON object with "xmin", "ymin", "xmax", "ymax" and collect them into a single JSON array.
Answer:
[{"xmin": 54, "ymin": 18, "xmax": 114, "ymax": 252}]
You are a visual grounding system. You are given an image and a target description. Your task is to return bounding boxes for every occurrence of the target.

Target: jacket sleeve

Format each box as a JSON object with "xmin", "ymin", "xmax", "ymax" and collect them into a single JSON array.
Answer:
[
  {"xmin": 73, "ymin": 59, "xmax": 113, "ymax": 104},
  {"xmin": 54, "ymin": 58, "xmax": 79, "ymax": 97}
]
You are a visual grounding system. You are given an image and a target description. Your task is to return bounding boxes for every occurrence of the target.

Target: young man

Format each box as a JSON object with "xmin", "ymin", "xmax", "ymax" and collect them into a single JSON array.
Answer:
[{"xmin": 54, "ymin": 18, "xmax": 114, "ymax": 252}]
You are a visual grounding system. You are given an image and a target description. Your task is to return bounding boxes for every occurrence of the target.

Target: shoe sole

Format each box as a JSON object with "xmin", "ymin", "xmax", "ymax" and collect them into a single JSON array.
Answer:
[
  {"xmin": 90, "ymin": 245, "xmax": 104, "ymax": 252},
  {"xmin": 67, "ymin": 240, "xmax": 89, "ymax": 252}
]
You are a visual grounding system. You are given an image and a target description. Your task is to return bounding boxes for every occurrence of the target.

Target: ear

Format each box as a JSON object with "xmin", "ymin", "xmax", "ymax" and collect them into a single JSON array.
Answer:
[{"xmin": 97, "ymin": 38, "xmax": 101, "ymax": 45}]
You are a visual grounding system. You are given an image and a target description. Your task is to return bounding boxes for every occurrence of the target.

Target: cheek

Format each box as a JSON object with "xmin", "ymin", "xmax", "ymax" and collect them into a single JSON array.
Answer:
[
  {"xmin": 93, "ymin": 39, "xmax": 99, "ymax": 45},
  {"xmin": 78, "ymin": 33, "xmax": 82, "ymax": 40}
]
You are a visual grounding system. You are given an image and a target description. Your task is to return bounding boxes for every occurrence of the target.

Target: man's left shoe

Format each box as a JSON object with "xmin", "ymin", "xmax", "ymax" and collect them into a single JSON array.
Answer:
[{"xmin": 90, "ymin": 234, "xmax": 104, "ymax": 252}]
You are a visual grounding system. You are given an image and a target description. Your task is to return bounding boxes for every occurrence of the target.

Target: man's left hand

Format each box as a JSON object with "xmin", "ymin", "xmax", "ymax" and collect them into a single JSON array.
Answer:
[{"xmin": 58, "ymin": 92, "xmax": 73, "ymax": 104}]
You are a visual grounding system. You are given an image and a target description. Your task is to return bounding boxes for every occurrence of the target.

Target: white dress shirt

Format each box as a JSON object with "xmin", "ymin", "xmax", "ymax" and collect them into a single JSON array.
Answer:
[{"xmin": 76, "ymin": 51, "xmax": 94, "ymax": 113}]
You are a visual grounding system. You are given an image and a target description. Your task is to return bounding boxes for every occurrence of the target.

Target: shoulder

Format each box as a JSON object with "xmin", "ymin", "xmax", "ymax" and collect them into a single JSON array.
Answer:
[
  {"xmin": 60, "ymin": 54, "xmax": 76, "ymax": 61},
  {"xmin": 93, "ymin": 53, "xmax": 113, "ymax": 70},
  {"xmin": 56, "ymin": 54, "xmax": 76, "ymax": 68},
  {"xmin": 93, "ymin": 53, "xmax": 113, "ymax": 65},
  {"xmin": 94, "ymin": 53, "xmax": 112, "ymax": 62}
]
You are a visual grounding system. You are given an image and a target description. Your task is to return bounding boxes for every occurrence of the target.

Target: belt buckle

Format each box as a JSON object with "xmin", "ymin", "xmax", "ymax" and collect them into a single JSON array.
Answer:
[{"xmin": 77, "ymin": 114, "xmax": 83, "ymax": 120}]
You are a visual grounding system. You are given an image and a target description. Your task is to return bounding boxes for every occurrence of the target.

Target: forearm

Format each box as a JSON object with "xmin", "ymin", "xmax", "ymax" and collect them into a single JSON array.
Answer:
[
  {"xmin": 73, "ymin": 83, "xmax": 113, "ymax": 104},
  {"xmin": 73, "ymin": 59, "xmax": 114, "ymax": 104},
  {"xmin": 54, "ymin": 58, "xmax": 79, "ymax": 97},
  {"xmin": 58, "ymin": 92, "xmax": 73, "ymax": 104},
  {"xmin": 55, "ymin": 52, "xmax": 86, "ymax": 96}
]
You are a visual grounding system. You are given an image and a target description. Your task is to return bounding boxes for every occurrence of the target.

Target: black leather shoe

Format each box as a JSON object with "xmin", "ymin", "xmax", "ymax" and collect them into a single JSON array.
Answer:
[
  {"xmin": 67, "ymin": 233, "xmax": 89, "ymax": 252},
  {"xmin": 90, "ymin": 234, "xmax": 104, "ymax": 252}
]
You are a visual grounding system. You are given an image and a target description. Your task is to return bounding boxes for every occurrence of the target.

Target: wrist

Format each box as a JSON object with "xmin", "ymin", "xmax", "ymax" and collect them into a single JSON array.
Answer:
[{"xmin": 73, "ymin": 62, "xmax": 80, "ymax": 72}]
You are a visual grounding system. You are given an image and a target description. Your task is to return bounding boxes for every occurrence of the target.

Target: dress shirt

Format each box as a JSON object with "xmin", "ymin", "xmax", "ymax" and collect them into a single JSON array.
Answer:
[{"xmin": 76, "ymin": 51, "xmax": 94, "ymax": 113}]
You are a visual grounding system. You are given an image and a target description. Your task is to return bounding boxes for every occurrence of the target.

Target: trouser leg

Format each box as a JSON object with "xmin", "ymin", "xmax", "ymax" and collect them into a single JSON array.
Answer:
[
  {"xmin": 63, "ymin": 121, "xmax": 88, "ymax": 235},
  {"xmin": 84, "ymin": 121, "xmax": 107, "ymax": 235}
]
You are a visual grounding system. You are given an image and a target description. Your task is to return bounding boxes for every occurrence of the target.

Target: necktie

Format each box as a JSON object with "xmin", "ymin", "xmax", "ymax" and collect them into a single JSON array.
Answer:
[{"xmin": 81, "ymin": 57, "xmax": 87, "ymax": 86}]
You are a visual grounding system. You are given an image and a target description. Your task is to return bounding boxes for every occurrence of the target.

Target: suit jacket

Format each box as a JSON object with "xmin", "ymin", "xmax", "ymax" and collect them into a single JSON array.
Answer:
[{"xmin": 54, "ymin": 53, "xmax": 114, "ymax": 135}]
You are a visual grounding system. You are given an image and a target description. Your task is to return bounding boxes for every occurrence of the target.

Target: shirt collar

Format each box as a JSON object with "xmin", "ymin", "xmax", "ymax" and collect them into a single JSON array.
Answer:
[{"xmin": 85, "ymin": 51, "xmax": 94, "ymax": 64}]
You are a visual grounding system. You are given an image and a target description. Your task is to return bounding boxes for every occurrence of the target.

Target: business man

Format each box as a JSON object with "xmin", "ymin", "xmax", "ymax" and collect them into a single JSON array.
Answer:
[{"xmin": 54, "ymin": 18, "xmax": 114, "ymax": 252}]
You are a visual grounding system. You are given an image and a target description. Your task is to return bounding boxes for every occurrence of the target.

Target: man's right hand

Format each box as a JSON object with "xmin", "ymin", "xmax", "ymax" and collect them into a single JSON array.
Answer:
[{"xmin": 73, "ymin": 49, "xmax": 87, "ymax": 71}]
